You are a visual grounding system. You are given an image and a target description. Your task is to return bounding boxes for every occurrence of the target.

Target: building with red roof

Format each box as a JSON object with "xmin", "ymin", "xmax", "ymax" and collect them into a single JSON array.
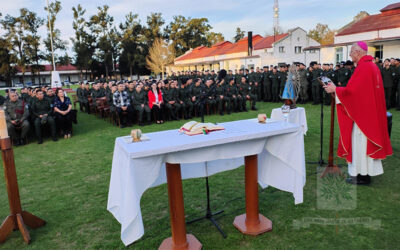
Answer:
[
  {"xmin": 172, "ymin": 27, "xmax": 319, "ymax": 72},
  {"xmin": 11, "ymin": 64, "xmax": 90, "ymax": 86},
  {"xmin": 304, "ymin": 3, "xmax": 400, "ymax": 64}
]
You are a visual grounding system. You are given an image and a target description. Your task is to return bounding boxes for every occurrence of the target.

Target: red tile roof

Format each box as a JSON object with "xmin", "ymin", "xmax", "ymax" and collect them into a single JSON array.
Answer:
[
  {"xmin": 380, "ymin": 2, "xmax": 400, "ymax": 12},
  {"xmin": 16, "ymin": 64, "xmax": 78, "ymax": 72},
  {"xmin": 214, "ymin": 35, "xmax": 263, "ymax": 55},
  {"xmin": 176, "ymin": 41, "xmax": 232, "ymax": 61},
  {"xmin": 254, "ymin": 33, "xmax": 289, "ymax": 50},
  {"xmin": 336, "ymin": 3, "xmax": 400, "ymax": 36},
  {"xmin": 176, "ymin": 35, "xmax": 267, "ymax": 62}
]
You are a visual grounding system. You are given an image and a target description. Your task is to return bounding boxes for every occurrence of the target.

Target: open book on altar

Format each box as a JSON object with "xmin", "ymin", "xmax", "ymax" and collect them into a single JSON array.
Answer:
[{"xmin": 179, "ymin": 121, "xmax": 225, "ymax": 135}]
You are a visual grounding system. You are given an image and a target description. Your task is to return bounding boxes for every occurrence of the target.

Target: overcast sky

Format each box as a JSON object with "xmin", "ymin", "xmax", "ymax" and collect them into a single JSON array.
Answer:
[{"xmin": 0, "ymin": 0, "xmax": 395, "ymax": 55}]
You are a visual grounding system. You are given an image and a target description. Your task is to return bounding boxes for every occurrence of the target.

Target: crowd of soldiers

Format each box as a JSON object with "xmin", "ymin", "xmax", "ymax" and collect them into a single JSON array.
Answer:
[
  {"xmin": 169, "ymin": 61, "xmax": 355, "ymax": 106},
  {"xmin": 76, "ymin": 74, "xmax": 259, "ymax": 128},
  {"xmin": 378, "ymin": 57, "xmax": 400, "ymax": 110},
  {"xmin": 76, "ymin": 57, "xmax": 400, "ymax": 128},
  {"xmin": 1, "ymin": 86, "xmax": 77, "ymax": 146}
]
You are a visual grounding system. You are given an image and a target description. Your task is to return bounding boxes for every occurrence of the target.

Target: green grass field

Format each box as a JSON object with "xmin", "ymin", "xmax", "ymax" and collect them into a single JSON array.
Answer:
[{"xmin": 0, "ymin": 102, "xmax": 399, "ymax": 249}]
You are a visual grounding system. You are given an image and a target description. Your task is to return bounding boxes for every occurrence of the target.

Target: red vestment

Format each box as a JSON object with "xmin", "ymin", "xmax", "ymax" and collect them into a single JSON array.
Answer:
[{"xmin": 336, "ymin": 55, "xmax": 392, "ymax": 162}]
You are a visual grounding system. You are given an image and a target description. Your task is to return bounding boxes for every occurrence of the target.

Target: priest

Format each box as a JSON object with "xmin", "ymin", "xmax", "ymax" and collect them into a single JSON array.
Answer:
[{"xmin": 323, "ymin": 41, "xmax": 392, "ymax": 185}]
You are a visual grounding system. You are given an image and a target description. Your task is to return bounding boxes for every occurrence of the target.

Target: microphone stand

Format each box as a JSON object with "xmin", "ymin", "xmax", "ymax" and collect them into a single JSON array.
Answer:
[
  {"xmin": 187, "ymin": 83, "xmax": 227, "ymax": 238},
  {"xmin": 307, "ymin": 79, "xmax": 325, "ymax": 167}
]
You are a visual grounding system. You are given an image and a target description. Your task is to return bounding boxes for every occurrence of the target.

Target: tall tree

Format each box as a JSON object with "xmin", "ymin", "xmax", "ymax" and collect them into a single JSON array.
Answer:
[
  {"xmin": 308, "ymin": 23, "xmax": 335, "ymax": 45},
  {"xmin": 90, "ymin": 5, "xmax": 117, "ymax": 77},
  {"xmin": 206, "ymin": 32, "xmax": 224, "ymax": 45},
  {"xmin": 0, "ymin": 38, "xmax": 17, "ymax": 87},
  {"xmin": 146, "ymin": 38, "xmax": 175, "ymax": 80},
  {"xmin": 143, "ymin": 12, "xmax": 165, "ymax": 49},
  {"xmin": 164, "ymin": 16, "xmax": 215, "ymax": 56},
  {"xmin": 71, "ymin": 4, "xmax": 95, "ymax": 80},
  {"xmin": 119, "ymin": 12, "xmax": 146, "ymax": 78},
  {"xmin": 0, "ymin": 13, "xmax": 17, "ymax": 86},
  {"xmin": 22, "ymin": 9, "xmax": 44, "ymax": 84},
  {"xmin": 1, "ymin": 10, "xmax": 30, "ymax": 84},
  {"xmin": 164, "ymin": 15, "xmax": 187, "ymax": 56},
  {"xmin": 44, "ymin": 0, "xmax": 67, "ymax": 68},
  {"xmin": 233, "ymin": 27, "xmax": 245, "ymax": 42}
]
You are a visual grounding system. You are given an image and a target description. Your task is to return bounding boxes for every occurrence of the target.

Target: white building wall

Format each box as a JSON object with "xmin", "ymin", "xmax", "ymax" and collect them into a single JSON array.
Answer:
[
  {"xmin": 335, "ymin": 28, "xmax": 400, "ymax": 44},
  {"xmin": 382, "ymin": 44, "xmax": 400, "ymax": 59},
  {"xmin": 304, "ymin": 50, "xmax": 320, "ymax": 65},
  {"xmin": 254, "ymin": 28, "xmax": 321, "ymax": 66},
  {"xmin": 320, "ymin": 47, "xmax": 336, "ymax": 64},
  {"xmin": 379, "ymin": 28, "xmax": 400, "ymax": 38},
  {"xmin": 335, "ymin": 31, "xmax": 377, "ymax": 44}
]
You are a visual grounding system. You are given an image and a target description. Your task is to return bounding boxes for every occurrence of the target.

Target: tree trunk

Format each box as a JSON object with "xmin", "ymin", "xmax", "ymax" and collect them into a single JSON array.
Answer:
[
  {"xmin": 129, "ymin": 65, "xmax": 133, "ymax": 80},
  {"xmin": 37, "ymin": 59, "xmax": 41, "ymax": 86},
  {"xmin": 18, "ymin": 41, "xmax": 25, "ymax": 85}
]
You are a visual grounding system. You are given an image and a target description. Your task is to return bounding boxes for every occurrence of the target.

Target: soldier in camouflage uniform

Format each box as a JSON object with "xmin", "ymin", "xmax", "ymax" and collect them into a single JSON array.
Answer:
[
  {"xmin": 298, "ymin": 63, "xmax": 309, "ymax": 103},
  {"xmin": 191, "ymin": 79, "xmax": 203, "ymax": 116},
  {"xmin": 381, "ymin": 59, "xmax": 395, "ymax": 109},
  {"xmin": 270, "ymin": 67, "xmax": 281, "ymax": 102},
  {"xmin": 164, "ymin": 81, "xmax": 182, "ymax": 120},
  {"xmin": 311, "ymin": 62, "xmax": 323, "ymax": 104},
  {"xmin": 204, "ymin": 80, "xmax": 216, "ymax": 114},
  {"xmin": 132, "ymin": 84, "xmax": 151, "ymax": 126},
  {"xmin": 262, "ymin": 66, "xmax": 271, "ymax": 102},
  {"xmin": 178, "ymin": 79, "xmax": 194, "ymax": 119},
  {"xmin": 240, "ymin": 76, "xmax": 257, "ymax": 111},
  {"xmin": 215, "ymin": 79, "xmax": 228, "ymax": 116},
  {"xmin": 226, "ymin": 78, "xmax": 242, "ymax": 112},
  {"xmin": 5, "ymin": 92, "xmax": 30, "ymax": 145},
  {"xmin": 337, "ymin": 61, "xmax": 352, "ymax": 87},
  {"xmin": 30, "ymin": 90, "xmax": 57, "ymax": 144}
]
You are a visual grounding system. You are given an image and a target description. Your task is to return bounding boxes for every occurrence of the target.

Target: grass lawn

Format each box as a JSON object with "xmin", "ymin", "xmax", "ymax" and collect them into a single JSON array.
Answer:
[{"xmin": 0, "ymin": 102, "xmax": 399, "ymax": 249}]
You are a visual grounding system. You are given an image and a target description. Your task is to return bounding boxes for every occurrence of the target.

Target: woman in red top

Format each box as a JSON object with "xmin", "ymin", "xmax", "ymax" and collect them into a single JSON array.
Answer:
[{"xmin": 148, "ymin": 82, "xmax": 164, "ymax": 124}]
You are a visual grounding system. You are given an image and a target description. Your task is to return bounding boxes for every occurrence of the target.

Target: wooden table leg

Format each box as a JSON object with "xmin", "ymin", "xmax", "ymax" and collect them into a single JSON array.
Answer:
[
  {"xmin": 159, "ymin": 163, "xmax": 202, "ymax": 250},
  {"xmin": 233, "ymin": 155, "xmax": 272, "ymax": 235}
]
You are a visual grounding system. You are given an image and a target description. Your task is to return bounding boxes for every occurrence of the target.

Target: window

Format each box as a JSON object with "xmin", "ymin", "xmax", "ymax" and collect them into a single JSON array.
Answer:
[
  {"xmin": 335, "ymin": 47, "xmax": 343, "ymax": 64},
  {"xmin": 295, "ymin": 46, "xmax": 302, "ymax": 54},
  {"xmin": 309, "ymin": 49, "xmax": 316, "ymax": 54},
  {"xmin": 279, "ymin": 46, "xmax": 285, "ymax": 53},
  {"xmin": 374, "ymin": 45, "xmax": 383, "ymax": 59}
]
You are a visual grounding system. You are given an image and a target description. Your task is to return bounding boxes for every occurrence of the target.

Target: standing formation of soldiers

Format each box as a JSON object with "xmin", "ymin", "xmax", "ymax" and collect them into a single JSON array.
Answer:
[{"xmin": 168, "ymin": 60, "xmax": 359, "ymax": 107}]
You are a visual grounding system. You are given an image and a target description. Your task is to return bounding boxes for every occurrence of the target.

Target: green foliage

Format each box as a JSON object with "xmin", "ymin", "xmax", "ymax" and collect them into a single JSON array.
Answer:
[
  {"xmin": 118, "ymin": 12, "xmax": 147, "ymax": 77},
  {"xmin": 71, "ymin": 4, "xmax": 96, "ymax": 79},
  {"xmin": 234, "ymin": 27, "xmax": 245, "ymax": 42},
  {"xmin": 164, "ymin": 16, "xmax": 224, "ymax": 56},
  {"xmin": 0, "ymin": 103, "xmax": 399, "ymax": 249},
  {"xmin": 89, "ymin": 5, "xmax": 119, "ymax": 77},
  {"xmin": 43, "ymin": 0, "xmax": 67, "ymax": 66},
  {"xmin": 308, "ymin": 23, "xmax": 335, "ymax": 45}
]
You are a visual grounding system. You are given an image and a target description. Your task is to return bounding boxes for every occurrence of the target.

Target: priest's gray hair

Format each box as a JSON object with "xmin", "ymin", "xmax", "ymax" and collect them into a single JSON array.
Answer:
[{"xmin": 352, "ymin": 43, "xmax": 367, "ymax": 55}]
